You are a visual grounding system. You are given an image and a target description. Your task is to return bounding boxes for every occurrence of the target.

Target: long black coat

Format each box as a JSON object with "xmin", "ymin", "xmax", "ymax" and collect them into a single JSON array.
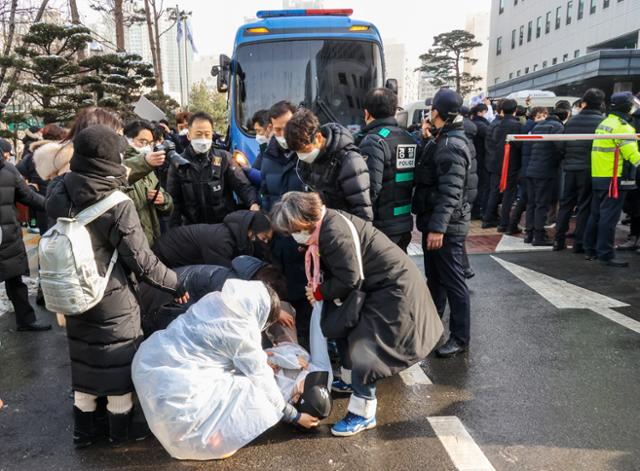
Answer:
[
  {"xmin": 46, "ymin": 174, "xmax": 180, "ymax": 396},
  {"xmin": 491, "ymin": 115, "xmax": 523, "ymax": 174},
  {"xmin": 0, "ymin": 160, "xmax": 45, "ymax": 282},
  {"xmin": 318, "ymin": 210, "xmax": 443, "ymax": 384},
  {"xmin": 152, "ymin": 210, "xmax": 256, "ymax": 268},
  {"xmin": 298, "ymin": 123, "xmax": 373, "ymax": 221},
  {"xmin": 556, "ymin": 109, "xmax": 604, "ymax": 171}
]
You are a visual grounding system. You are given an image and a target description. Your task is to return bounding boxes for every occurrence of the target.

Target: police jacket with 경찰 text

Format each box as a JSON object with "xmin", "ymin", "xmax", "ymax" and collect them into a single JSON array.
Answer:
[
  {"xmin": 298, "ymin": 122, "xmax": 373, "ymax": 221},
  {"xmin": 167, "ymin": 143, "xmax": 258, "ymax": 226},
  {"xmin": 356, "ymin": 116, "xmax": 417, "ymax": 236},
  {"xmin": 412, "ymin": 120, "xmax": 475, "ymax": 237}
]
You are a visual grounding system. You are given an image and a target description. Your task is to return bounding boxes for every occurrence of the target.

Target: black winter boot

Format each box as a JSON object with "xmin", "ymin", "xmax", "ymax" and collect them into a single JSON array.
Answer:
[
  {"xmin": 73, "ymin": 406, "xmax": 96, "ymax": 448},
  {"xmin": 108, "ymin": 410, "xmax": 151, "ymax": 447}
]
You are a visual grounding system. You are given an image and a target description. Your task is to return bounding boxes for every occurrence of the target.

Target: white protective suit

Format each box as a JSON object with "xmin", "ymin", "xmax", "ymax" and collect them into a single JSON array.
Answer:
[{"xmin": 132, "ymin": 280, "xmax": 286, "ymax": 460}]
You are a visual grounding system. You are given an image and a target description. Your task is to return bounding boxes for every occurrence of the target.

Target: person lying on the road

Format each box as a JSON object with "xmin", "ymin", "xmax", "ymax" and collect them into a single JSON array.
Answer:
[
  {"xmin": 138, "ymin": 255, "xmax": 294, "ymax": 340},
  {"xmin": 271, "ymin": 191, "xmax": 444, "ymax": 437},
  {"xmin": 152, "ymin": 210, "xmax": 273, "ymax": 269},
  {"xmin": 132, "ymin": 280, "xmax": 321, "ymax": 461}
]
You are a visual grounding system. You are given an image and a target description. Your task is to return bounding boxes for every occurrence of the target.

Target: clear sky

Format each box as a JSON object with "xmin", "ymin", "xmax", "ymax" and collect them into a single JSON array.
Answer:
[{"xmin": 79, "ymin": 0, "xmax": 490, "ymax": 66}]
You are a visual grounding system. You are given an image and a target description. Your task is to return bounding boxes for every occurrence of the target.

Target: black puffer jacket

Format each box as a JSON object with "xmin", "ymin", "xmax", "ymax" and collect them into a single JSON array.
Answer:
[
  {"xmin": 317, "ymin": 210, "xmax": 443, "ymax": 384},
  {"xmin": 0, "ymin": 160, "xmax": 45, "ymax": 282},
  {"xmin": 412, "ymin": 121, "xmax": 474, "ymax": 236},
  {"xmin": 153, "ymin": 210, "xmax": 257, "ymax": 268},
  {"xmin": 298, "ymin": 123, "xmax": 372, "ymax": 221},
  {"xmin": 46, "ymin": 126, "xmax": 180, "ymax": 396},
  {"xmin": 556, "ymin": 109, "xmax": 604, "ymax": 171},
  {"xmin": 526, "ymin": 116, "xmax": 564, "ymax": 179},
  {"xmin": 491, "ymin": 115, "xmax": 523, "ymax": 174},
  {"xmin": 462, "ymin": 118, "xmax": 478, "ymax": 160},
  {"xmin": 16, "ymin": 141, "xmax": 48, "ymax": 195},
  {"xmin": 167, "ymin": 144, "xmax": 258, "ymax": 226}
]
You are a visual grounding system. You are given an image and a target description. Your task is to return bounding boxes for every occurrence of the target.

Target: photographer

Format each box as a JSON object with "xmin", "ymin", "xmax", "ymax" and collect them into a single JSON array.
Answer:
[{"xmin": 124, "ymin": 120, "xmax": 173, "ymax": 246}]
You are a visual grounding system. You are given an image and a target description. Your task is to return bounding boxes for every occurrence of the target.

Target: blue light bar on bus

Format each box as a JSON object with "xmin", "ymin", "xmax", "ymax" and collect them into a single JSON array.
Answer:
[{"xmin": 256, "ymin": 9, "xmax": 353, "ymax": 18}]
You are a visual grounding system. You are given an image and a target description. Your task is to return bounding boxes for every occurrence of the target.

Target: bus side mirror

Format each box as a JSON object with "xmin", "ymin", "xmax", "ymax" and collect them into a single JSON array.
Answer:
[
  {"xmin": 385, "ymin": 78, "xmax": 398, "ymax": 95},
  {"xmin": 217, "ymin": 54, "xmax": 231, "ymax": 94},
  {"xmin": 211, "ymin": 66, "xmax": 220, "ymax": 77},
  {"xmin": 395, "ymin": 109, "xmax": 408, "ymax": 129}
]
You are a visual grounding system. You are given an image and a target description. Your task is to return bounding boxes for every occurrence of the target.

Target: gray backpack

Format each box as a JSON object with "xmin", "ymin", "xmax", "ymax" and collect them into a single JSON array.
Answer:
[{"xmin": 39, "ymin": 191, "xmax": 130, "ymax": 315}]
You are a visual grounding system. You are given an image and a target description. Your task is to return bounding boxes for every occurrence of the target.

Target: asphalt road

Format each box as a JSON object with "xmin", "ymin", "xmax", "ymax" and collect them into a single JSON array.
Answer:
[{"xmin": 1, "ymin": 250, "xmax": 639, "ymax": 471}]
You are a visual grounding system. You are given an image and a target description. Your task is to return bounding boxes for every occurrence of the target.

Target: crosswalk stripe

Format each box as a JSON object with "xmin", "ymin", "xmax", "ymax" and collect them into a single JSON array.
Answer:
[
  {"xmin": 398, "ymin": 362, "xmax": 432, "ymax": 385},
  {"xmin": 428, "ymin": 416, "xmax": 496, "ymax": 471}
]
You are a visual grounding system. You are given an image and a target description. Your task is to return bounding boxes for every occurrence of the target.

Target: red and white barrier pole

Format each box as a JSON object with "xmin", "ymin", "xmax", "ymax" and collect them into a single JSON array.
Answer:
[{"xmin": 506, "ymin": 133, "xmax": 640, "ymax": 142}]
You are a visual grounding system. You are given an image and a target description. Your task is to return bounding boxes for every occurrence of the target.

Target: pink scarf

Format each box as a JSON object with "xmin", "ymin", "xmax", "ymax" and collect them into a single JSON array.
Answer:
[{"xmin": 304, "ymin": 206, "xmax": 327, "ymax": 291}]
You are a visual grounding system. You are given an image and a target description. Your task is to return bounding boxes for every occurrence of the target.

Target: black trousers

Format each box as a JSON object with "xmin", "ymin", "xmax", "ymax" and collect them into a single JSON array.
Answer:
[
  {"xmin": 555, "ymin": 169, "xmax": 592, "ymax": 245},
  {"xmin": 509, "ymin": 178, "xmax": 528, "ymax": 229},
  {"xmin": 387, "ymin": 232, "xmax": 412, "ymax": 253},
  {"xmin": 4, "ymin": 276, "xmax": 36, "ymax": 327},
  {"xmin": 584, "ymin": 190, "xmax": 627, "ymax": 261},
  {"xmin": 423, "ymin": 234, "xmax": 471, "ymax": 344},
  {"xmin": 623, "ymin": 188, "xmax": 640, "ymax": 237},
  {"xmin": 483, "ymin": 171, "xmax": 501, "ymax": 225},
  {"xmin": 525, "ymin": 177, "xmax": 554, "ymax": 238},
  {"xmin": 499, "ymin": 169, "xmax": 520, "ymax": 228},
  {"xmin": 472, "ymin": 164, "xmax": 491, "ymax": 218}
]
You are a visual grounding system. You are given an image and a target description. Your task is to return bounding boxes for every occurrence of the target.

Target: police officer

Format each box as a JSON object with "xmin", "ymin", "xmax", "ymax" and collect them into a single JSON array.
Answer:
[
  {"xmin": 584, "ymin": 92, "xmax": 640, "ymax": 267},
  {"xmin": 412, "ymin": 88, "xmax": 474, "ymax": 357},
  {"xmin": 167, "ymin": 112, "xmax": 259, "ymax": 226},
  {"xmin": 356, "ymin": 88, "xmax": 417, "ymax": 251}
]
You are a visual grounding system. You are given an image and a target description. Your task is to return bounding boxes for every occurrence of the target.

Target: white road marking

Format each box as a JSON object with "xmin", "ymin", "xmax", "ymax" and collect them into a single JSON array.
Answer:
[
  {"xmin": 492, "ymin": 256, "xmax": 640, "ymax": 334},
  {"xmin": 399, "ymin": 362, "xmax": 432, "ymax": 385},
  {"xmin": 428, "ymin": 416, "xmax": 497, "ymax": 471},
  {"xmin": 495, "ymin": 234, "xmax": 553, "ymax": 253},
  {"xmin": 407, "ymin": 242, "xmax": 424, "ymax": 257}
]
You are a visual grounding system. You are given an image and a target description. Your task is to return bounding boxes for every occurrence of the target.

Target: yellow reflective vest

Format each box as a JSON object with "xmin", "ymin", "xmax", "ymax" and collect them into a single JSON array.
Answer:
[{"xmin": 591, "ymin": 113, "xmax": 640, "ymax": 190}]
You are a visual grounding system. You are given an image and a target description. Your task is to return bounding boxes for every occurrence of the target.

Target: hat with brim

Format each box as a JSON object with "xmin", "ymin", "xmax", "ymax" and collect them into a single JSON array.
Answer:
[{"xmin": 296, "ymin": 371, "xmax": 332, "ymax": 419}]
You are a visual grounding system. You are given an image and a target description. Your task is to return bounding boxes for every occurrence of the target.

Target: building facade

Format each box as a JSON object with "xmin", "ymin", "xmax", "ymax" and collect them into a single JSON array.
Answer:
[
  {"xmin": 488, "ymin": 0, "xmax": 640, "ymax": 97},
  {"xmin": 465, "ymin": 10, "xmax": 490, "ymax": 93}
]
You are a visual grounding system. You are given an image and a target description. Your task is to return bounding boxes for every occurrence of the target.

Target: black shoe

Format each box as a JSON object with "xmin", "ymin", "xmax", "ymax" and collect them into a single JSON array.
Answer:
[
  {"xmin": 497, "ymin": 226, "xmax": 508, "ymax": 233},
  {"xmin": 532, "ymin": 238, "xmax": 553, "ymax": 247},
  {"xmin": 108, "ymin": 410, "xmax": 151, "ymax": 447},
  {"xmin": 524, "ymin": 233, "xmax": 534, "ymax": 244},
  {"xmin": 585, "ymin": 252, "xmax": 597, "ymax": 261},
  {"xmin": 506, "ymin": 226, "xmax": 523, "ymax": 235},
  {"xmin": 463, "ymin": 268, "xmax": 475, "ymax": 279},
  {"xmin": 481, "ymin": 222, "xmax": 498, "ymax": 229},
  {"xmin": 600, "ymin": 259, "xmax": 628, "ymax": 268},
  {"xmin": 16, "ymin": 321, "xmax": 51, "ymax": 332},
  {"xmin": 553, "ymin": 239, "xmax": 565, "ymax": 251},
  {"xmin": 435, "ymin": 337, "xmax": 468, "ymax": 358},
  {"xmin": 572, "ymin": 244, "xmax": 585, "ymax": 254},
  {"xmin": 73, "ymin": 407, "xmax": 96, "ymax": 448}
]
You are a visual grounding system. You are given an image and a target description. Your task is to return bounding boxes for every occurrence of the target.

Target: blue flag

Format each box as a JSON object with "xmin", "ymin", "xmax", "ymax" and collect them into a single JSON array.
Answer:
[{"xmin": 176, "ymin": 18, "xmax": 183, "ymax": 43}]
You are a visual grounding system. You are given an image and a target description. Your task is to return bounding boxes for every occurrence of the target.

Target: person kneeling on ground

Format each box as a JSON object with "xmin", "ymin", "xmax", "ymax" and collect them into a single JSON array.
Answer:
[
  {"xmin": 270, "ymin": 192, "xmax": 443, "ymax": 437},
  {"xmin": 132, "ymin": 280, "xmax": 321, "ymax": 460}
]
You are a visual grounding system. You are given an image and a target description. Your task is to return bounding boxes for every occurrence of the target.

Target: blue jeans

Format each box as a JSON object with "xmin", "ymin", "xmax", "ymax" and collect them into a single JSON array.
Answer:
[{"xmin": 336, "ymin": 338, "xmax": 377, "ymax": 400}]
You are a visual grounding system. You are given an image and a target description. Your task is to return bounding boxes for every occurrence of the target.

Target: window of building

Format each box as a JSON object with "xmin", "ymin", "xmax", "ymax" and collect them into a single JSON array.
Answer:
[
  {"xmin": 527, "ymin": 21, "xmax": 533, "ymax": 41},
  {"xmin": 509, "ymin": 72, "xmax": 513, "ymax": 79},
  {"xmin": 567, "ymin": 1, "xmax": 573, "ymax": 24},
  {"xmin": 590, "ymin": 0, "xmax": 597, "ymax": 13},
  {"xmin": 603, "ymin": 0, "xmax": 610, "ymax": 7},
  {"xmin": 536, "ymin": 16, "xmax": 542, "ymax": 37},
  {"xmin": 544, "ymin": 12, "xmax": 551, "ymax": 33},
  {"xmin": 552, "ymin": 57, "xmax": 558, "ymax": 65},
  {"xmin": 578, "ymin": 0, "xmax": 585, "ymax": 18},
  {"xmin": 533, "ymin": 64, "xmax": 538, "ymax": 71},
  {"xmin": 517, "ymin": 69, "xmax": 521, "ymax": 77},
  {"xmin": 497, "ymin": 36, "xmax": 502, "ymax": 55},
  {"xmin": 574, "ymin": 49, "xmax": 580, "ymax": 57},
  {"xmin": 543, "ymin": 60, "xmax": 548, "ymax": 67},
  {"xmin": 563, "ymin": 53, "xmax": 569, "ymax": 62},
  {"xmin": 525, "ymin": 66, "xmax": 530, "ymax": 74},
  {"xmin": 499, "ymin": 0, "xmax": 505, "ymax": 14},
  {"xmin": 519, "ymin": 25, "xmax": 524, "ymax": 45},
  {"xmin": 556, "ymin": 6, "xmax": 562, "ymax": 28},
  {"xmin": 511, "ymin": 29, "xmax": 516, "ymax": 48}
]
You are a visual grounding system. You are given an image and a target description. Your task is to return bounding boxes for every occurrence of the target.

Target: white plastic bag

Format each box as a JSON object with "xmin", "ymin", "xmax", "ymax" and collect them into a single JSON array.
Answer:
[{"xmin": 132, "ymin": 280, "xmax": 285, "ymax": 460}]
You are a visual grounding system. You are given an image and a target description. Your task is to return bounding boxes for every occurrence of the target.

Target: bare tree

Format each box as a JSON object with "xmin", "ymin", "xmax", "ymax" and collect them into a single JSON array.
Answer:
[
  {"xmin": 68, "ymin": 0, "xmax": 86, "ymax": 61},
  {"xmin": 143, "ymin": 0, "xmax": 162, "ymax": 93},
  {"xmin": 0, "ymin": 0, "xmax": 18, "ymax": 91},
  {"xmin": 114, "ymin": 0, "xmax": 125, "ymax": 51}
]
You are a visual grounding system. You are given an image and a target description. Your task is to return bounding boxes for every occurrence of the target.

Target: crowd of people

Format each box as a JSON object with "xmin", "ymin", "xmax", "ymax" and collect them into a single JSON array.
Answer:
[{"xmin": 0, "ymin": 83, "xmax": 638, "ymax": 458}]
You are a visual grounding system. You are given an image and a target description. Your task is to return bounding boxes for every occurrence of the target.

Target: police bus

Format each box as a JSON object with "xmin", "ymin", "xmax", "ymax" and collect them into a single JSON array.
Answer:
[{"xmin": 211, "ymin": 8, "xmax": 397, "ymax": 164}]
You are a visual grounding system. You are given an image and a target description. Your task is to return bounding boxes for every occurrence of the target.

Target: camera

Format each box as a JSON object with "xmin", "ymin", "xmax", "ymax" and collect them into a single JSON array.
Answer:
[{"xmin": 154, "ymin": 140, "xmax": 190, "ymax": 168}]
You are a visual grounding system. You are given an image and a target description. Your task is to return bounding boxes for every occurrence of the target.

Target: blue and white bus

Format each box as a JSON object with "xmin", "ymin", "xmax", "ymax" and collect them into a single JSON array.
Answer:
[{"xmin": 212, "ymin": 8, "xmax": 396, "ymax": 164}]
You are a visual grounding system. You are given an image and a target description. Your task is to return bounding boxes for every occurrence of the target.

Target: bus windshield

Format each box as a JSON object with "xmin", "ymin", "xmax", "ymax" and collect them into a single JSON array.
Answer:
[{"xmin": 234, "ymin": 39, "xmax": 383, "ymax": 134}]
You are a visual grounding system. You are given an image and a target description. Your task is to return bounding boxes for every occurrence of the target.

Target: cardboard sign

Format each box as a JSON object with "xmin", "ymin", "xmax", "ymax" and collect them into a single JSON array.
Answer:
[{"xmin": 133, "ymin": 96, "xmax": 167, "ymax": 122}]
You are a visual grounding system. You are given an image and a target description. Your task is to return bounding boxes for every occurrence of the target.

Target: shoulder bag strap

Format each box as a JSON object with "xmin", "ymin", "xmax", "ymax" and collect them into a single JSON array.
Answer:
[
  {"xmin": 75, "ymin": 191, "xmax": 131, "ymax": 227},
  {"xmin": 338, "ymin": 213, "xmax": 364, "ymax": 282}
]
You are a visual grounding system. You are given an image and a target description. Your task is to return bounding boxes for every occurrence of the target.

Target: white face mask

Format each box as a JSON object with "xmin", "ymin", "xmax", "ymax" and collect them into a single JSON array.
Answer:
[
  {"xmin": 275, "ymin": 135, "xmax": 288, "ymax": 149},
  {"xmin": 572, "ymin": 107, "xmax": 581, "ymax": 116},
  {"xmin": 297, "ymin": 147, "xmax": 320, "ymax": 164},
  {"xmin": 291, "ymin": 230, "xmax": 312, "ymax": 245},
  {"xmin": 191, "ymin": 138, "xmax": 212, "ymax": 154},
  {"xmin": 179, "ymin": 128, "xmax": 189, "ymax": 136},
  {"xmin": 256, "ymin": 134, "xmax": 269, "ymax": 146}
]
